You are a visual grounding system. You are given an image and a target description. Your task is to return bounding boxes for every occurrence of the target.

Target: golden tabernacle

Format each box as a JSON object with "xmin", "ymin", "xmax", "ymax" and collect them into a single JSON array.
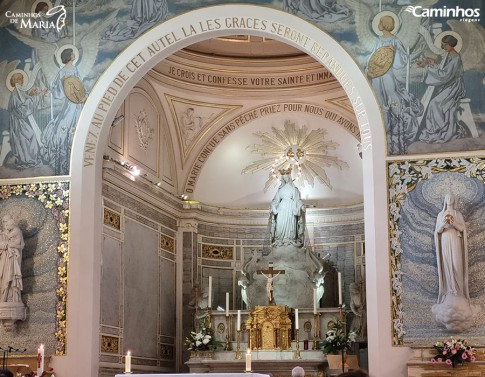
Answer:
[{"xmin": 246, "ymin": 305, "xmax": 292, "ymax": 350}]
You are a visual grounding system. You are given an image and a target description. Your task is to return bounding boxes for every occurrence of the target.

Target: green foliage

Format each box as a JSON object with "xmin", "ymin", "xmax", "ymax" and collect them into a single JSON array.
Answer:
[{"xmin": 319, "ymin": 319, "xmax": 357, "ymax": 355}]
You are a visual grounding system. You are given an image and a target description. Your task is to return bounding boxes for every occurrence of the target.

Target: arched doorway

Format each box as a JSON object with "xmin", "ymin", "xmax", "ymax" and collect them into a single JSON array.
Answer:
[{"xmin": 66, "ymin": 5, "xmax": 390, "ymax": 377}]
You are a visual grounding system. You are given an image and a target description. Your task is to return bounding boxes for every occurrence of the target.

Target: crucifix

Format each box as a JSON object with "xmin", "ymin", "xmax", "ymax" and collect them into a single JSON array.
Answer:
[{"xmin": 257, "ymin": 262, "xmax": 285, "ymax": 305}]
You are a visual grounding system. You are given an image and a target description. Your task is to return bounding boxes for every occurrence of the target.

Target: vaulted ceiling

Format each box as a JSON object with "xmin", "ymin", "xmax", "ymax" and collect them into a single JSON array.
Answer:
[{"xmin": 122, "ymin": 36, "xmax": 363, "ymax": 210}]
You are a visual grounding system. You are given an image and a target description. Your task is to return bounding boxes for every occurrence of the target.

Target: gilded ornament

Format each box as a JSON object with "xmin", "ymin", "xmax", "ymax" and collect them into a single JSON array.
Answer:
[
  {"xmin": 63, "ymin": 75, "xmax": 86, "ymax": 104},
  {"xmin": 367, "ymin": 45, "xmax": 395, "ymax": 78}
]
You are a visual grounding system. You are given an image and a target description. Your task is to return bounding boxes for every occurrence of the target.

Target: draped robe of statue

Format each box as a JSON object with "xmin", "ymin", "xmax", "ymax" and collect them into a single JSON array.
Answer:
[
  {"xmin": 432, "ymin": 194, "xmax": 480, "ymax": 331},
  {"xmin": 0, "ymin": 215, "xmax": 25, "ymax": 303},
  {"xmin": 434, "ymin": 194, "xmax": 468, "ymax": 303},
  {"xmin": 270, "ymin": 174, "xmax": 305, "ymax": 247}
]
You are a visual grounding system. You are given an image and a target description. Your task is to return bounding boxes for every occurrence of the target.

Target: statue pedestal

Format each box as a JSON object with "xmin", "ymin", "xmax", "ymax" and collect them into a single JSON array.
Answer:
[
  {"xmin": 0, "ymin": 301, "xmax": 27, "ymax": 330},
  {"xmin": 244, "ymin": 245, "xmax": 327, "ymax": 308}
]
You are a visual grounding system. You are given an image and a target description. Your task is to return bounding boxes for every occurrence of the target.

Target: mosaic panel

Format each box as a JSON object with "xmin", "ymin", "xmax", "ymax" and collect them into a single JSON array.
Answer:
[
  {"xmin": 104, "ymin": 208, "xmax": 121, "ymax": 230},
  {"xmin": 201, "ymin": 244, "xmax": 233, "ymax": 260},
  {"xmin": 0, "ymin": 182, "xmax": 70, "ymax": 355},
  {"xmin": 160, "ymin": 344, "xmax": 174, "ymax": 360},
  {"xmin": 101, "ymin": 335, "xmax": 119, "ymax": 354},
  {"xmin": 160, "ymin": 234, "xmax": 175, "ymax": 253},
  {"xmin": 388, "ymin": 158, "xmax": 485, "ymax": 346}
]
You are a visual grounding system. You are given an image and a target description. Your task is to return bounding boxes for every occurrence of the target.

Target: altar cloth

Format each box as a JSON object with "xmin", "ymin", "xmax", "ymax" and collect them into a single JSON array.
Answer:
[{"xmin": 116, "ymin": 373, "xmax": 271, "ymax": 377}]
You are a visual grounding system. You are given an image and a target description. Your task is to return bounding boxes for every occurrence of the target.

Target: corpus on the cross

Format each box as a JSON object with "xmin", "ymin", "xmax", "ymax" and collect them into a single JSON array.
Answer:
[{"xmin": 257, "ymin": 262, "xmax": 285, "ymax": 305}]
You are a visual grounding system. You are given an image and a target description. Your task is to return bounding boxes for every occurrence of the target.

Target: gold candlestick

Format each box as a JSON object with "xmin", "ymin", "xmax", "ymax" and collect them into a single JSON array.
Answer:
[
  {"xmin": 207, "ymin": 307, "xmax": 212, "ymax": 329},
  {"xmin": 339, "ymin": 305, "xmax": 345, "ymax": 321},
  {"xmin": 224, "ymin": 315, "xmax": 233, "ymax": 351},
  {"xmin": 235, "ymin": 330, "xmax": 242, "ymax": 359},
  {"xmin": 294, "ymin": 329, "xmax": 302, "ymax": 359},
  {"xmin": 312, "ymin": 313, "xmax": 321, "ymax": 350}
]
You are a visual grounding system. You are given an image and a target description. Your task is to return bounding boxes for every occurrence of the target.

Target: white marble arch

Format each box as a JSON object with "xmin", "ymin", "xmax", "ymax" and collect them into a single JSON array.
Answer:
[{"xmin": 64, "ymin": 4, "xmax": 397, "ymax": 377}]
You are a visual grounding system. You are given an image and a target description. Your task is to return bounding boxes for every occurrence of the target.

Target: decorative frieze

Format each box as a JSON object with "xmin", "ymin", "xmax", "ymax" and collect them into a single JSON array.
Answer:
[{"xmin": 202, "ymin": 244, "xmax": 233, "ymax": 260}]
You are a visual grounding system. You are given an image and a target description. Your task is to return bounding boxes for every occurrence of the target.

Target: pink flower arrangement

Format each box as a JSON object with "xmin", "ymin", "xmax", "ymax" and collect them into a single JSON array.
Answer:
[{"xmin": 431, "ymin": 337, "xmax": 477, "ymax": 368}]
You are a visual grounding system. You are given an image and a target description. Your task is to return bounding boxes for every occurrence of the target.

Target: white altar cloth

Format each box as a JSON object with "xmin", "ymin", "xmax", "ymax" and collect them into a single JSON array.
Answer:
[{"xmin": 116, "ymin": 373, "xmax": 270, "ymax": 377}]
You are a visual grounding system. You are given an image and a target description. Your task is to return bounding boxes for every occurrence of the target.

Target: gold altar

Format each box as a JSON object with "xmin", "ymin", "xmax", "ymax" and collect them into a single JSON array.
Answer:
[{"xmin": 246, "ymin": 305, "xmax": 292, "ymax": 350}]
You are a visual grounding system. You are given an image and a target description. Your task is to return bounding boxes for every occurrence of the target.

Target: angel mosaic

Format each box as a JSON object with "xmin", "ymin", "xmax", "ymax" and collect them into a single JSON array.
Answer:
[
  {"xmin": 1, "ymin": 8, "xmax": 117, "ymax": 175},
  {"xmin": 347, "ymin": 0, "xmax": 483, "ymax": 155},
  {"xmin": 347, "ymin": 1, "xmax": 426, "ymax": 155},
  {"xmin": 5, "ymin": 68, "xmax": 44, "ymax": 169},
  {"xmin": 103, "ymin": 0, "xmax": 169, "ymax": 42},
  {"xmin": 415, "ymin": 33, "xmax": 467, "ymax": 144},
  {"xmin": 284, "ymin": 0, "xmax": 350, "ymax": 24}
]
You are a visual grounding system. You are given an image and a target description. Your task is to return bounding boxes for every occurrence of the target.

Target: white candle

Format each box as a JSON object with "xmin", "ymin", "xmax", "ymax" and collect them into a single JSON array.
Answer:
[
  {"xmin": 125, "ymin": 351, "xmax": 131, "ymax": 373},
  {"xmin": 245, "ymin": 349, "xmax": 252, "ymax": 372},
  {"xmin": 313, "ymin": 288, "xmax": 317, "ymax": 314},
  {"xmin": 208, "ymin": 276, "xmax": 212, "ymax": 308},
  {"xmin": 295, "ymin": 309, "xmax": 299, "ymax": 330},
  {"xmin": 37, "ymin": 344, "xmax": 44, "ymax": 376},
  {"xmin": 226, "ymin": 292, "xmax": 230, "ymax": 317},
  {"xmin": 237, "ymin": 309, "xmax": 241, "ymax": 331},
  {"xmin": 338, "ymin": 272, "xmax": 342, "ymax": 306}
]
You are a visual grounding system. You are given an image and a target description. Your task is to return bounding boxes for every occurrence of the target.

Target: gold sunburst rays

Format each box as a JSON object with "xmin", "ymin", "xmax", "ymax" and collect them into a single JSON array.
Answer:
[{"xmin": 242, "ymin": 120, "xmax": 348, "ymax": 192}]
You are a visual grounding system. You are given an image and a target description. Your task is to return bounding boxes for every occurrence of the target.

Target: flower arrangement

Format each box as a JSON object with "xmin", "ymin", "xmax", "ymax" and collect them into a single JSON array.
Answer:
[
  {"xmin": 319, "ymin": 319, "xmax": 357, "ymax": 355},
  {"xmin": 185, "ymin": 327, "xmax": 221, "ymax": 351},
  {"xmin": 431, "ymin": 337, "xmax": 477, "ymax": 368}
]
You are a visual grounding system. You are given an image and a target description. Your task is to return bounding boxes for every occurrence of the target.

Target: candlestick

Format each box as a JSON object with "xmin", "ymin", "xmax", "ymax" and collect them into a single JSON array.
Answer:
[
  {"xmin": 226, "ymin": 292, "xmax": 230, "ymax": 317},
  {"xmin": 294, "ymin": 329, "xmax": 301, "ymax": 360},
  {"xmin": 313, "ymin": 288, "xmax": 317, "ymax": 314},
  {"xmin": 235, "ymin": 330, "xmax": 242, "ymax": 360},
  {"xmin": 224, "ymin": 314, "xmax": 233, "ymax": 351},
  {"xmin": 207, "ymin": 307, "xmax": 212, "ymax": 328},
  {"xmin": 295, "ymin": 309, "xmax": 299, "ymax": 330},
  {"xmin": 37, "ymin": 344, "xmax": 44, "ymax": 376},
  {"xmin": 312, "ymin": 313, "xmax": 321, "ymax": 350},
  {"xmin": 124, "ymin": 351, "xmax": 131, "ymax": 373},
  {"xmin": 208, "ymin": 276, "xmax": 212, "ymax": 308},
  {"xmin": 237, "ymin": 309, "xmax": 241, "ymax": 331},
  {"xmin": 245, "ymin": 349, "xmax": 252, "ymax": 372},
  {"xmin": 338, "ymin": 272, "xmax": 342, "ymax": 306}
]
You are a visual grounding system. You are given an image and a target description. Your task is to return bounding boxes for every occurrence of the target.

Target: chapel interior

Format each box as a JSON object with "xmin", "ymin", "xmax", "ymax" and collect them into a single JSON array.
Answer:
[
  {"xmin": 96, "ymin": 34, "xmax": 365, "ymax": 376},
  {"xmin": 4, "ymin": 3, "xmax": 484, "ymax": 374}
]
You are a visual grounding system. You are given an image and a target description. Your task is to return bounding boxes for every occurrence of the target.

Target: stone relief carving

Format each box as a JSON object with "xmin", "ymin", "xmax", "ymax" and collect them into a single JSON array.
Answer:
[{"xmin": 133, "ymin": 109, "xmax": 154, "ymax": 150}]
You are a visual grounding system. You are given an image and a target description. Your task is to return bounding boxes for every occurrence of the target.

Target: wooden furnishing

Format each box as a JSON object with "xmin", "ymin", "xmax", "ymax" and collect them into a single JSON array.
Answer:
[
  {"xmin": 407, "ymin": 347, "xmax": 485, "ymax": 377},
  {"xmin": 6, "ymin": 355, "xmax": 53, "ymax": 376}
]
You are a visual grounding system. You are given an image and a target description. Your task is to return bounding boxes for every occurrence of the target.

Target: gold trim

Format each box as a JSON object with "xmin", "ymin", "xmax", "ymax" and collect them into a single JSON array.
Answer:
[
  {"xmin": 201, "ymin": 244, "xmax": 233, "ymax": 260},
  {"xmin": 103, "ymin": 208, "xmax": 121, "ymax": 230},
  {"xmin": 101, "ymin": 335, "xmax": 119, "ymax": 353},
  {"xmin": 160, "ymin": 234, "xmax": 175, "ymax": 253}
]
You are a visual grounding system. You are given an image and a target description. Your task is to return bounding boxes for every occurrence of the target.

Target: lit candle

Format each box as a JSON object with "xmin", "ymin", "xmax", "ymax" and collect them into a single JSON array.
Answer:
[
  {"xmin": 295, "ymin": 309, "xmax": 299, "ymax": 330},
  {"xmin": 125, "ymin": 351, "xmax": 131, "ymax": 373},
  {"xmin": 208, "ymin": 276, "xmax": 212, "ymax": 308},
  {"xmin": 237, "ymin": 309, "xmax": 241, "ymax": 331},
  {"xmin": 37, "ymin": 344, "xmax": 44, "ymax": 376},
  {"xmin": 338, "ymin": 272, "xmax": 342, "ymax": 306},
  {"xmin": 245, "ymin": 349, "xmax": 251, "ymax": 372},
  {"xmin": 313, "ymin": 288, "xmax": 317, "ymax": 314},
  {"xmin": 226, "ymin": 292, "xmax": 230, "ymax": 317}
]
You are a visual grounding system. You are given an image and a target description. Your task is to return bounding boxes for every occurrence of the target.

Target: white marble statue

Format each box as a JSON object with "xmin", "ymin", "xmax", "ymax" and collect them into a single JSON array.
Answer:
[
  {"xmin": 238, "ymin": 274, "xmax": 251, "ymax": 309},
  {"xmin": 431, "ymin": 193, "xmax": 480, "ymax": 331},
  {"xmin": 270, "ymin": 169, "xmax": 305, "ymax": 247},
  {"xmin": 349, "ymin": 282, "xmax": 366, "ymax": 338},
  {"xmin": 0, "ymin": 214, "xmax": 25, "ymax": 303}
]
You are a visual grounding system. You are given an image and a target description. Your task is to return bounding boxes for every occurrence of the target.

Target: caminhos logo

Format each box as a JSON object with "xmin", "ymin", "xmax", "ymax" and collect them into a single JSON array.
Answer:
[{"xmin": 405, "ymin": 5, "xmax": 480, "ymax": 22}]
